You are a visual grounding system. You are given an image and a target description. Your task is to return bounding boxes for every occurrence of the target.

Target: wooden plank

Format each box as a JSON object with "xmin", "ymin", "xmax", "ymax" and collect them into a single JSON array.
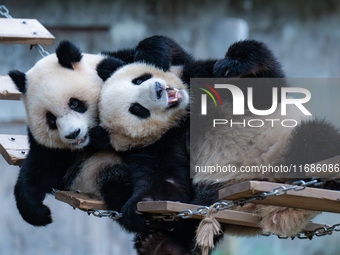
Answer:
[
  {"xmin": 219, "ymin": 181, "xmax": 340, "ymax": 213},
  {"xmin": 0, "ymin": 75, "xmax": 22, "ymax": 100},
  {"xmin": 54, "ymin": 191, "xmax": 106, "ymax": 210},
  {"xmin": 138, "ymin": 201, "xmax": 259, "ymax": 227},
  {"xmin": 54, "ymin": 192, "xmax": 327, "ymax": 233},
  {"xmin": 0, "ymin": 18, "xmax": 54, "ymax": 45},
  {"xmin": 0, "ymin": 134, "xmax": 28, "ymax": 165},
  {"xmin": 137, "ymin": 201, "xmax": 327, "ymax": 232}
]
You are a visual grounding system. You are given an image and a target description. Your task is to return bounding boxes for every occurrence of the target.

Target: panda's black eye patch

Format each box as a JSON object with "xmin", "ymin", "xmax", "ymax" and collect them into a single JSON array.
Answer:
[
  {"xmin": 46, "ymin": 112, "xmax": 57, "ymax": 130},
  {"xmin": 129, "ymin": 103, "xmax": 150, "ymax": 119},
  {"xmin": 69, "ymin": 98, "xmax": 87, "ymax": 113},
  {"xmin": 132, "ymin": 73, "xmax": 152, "ymax": 85}
]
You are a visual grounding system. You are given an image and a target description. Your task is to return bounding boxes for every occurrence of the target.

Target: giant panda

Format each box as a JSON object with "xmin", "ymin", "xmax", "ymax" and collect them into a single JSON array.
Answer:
[
  {"xmin": 186, "ymin": 42, "xmax": 340, "ymax": 254},
  {"xmin": 132, "ymin": 40, "xmax": 340, "ymax": 255},
  {"xmin": 8, "ymin": 41, "xmax": 106, "ymax": 226},
  {"xmin": 67, "ymin": 57, "xmax": 192, "ymax": 233},
  {"xmin": 66, "ymin": 35, "xmax": 195, "ymax": 232}
]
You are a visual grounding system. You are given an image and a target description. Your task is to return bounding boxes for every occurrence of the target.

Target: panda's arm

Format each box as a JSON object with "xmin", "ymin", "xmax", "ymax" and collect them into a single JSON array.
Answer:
[
  {"xmin": 14, "ymin": 132, "xmax": 54, "ymax": 226},
  {"xmin": 181, "ymin": 40, "xmax": 285, "ymax": 85},
  {"xmin": 134, "ymin": 35, "xmax": 194, "ymax": 71},
  {"xmin": 14, "ymin": 158, "xmax": 53, "ymax": 226},
  {"xmin": 98, "ymin": 163, "xmax": 133, "ymax": 211},
  {"xmin": 213, "ymin": 40, "xmax": 285, "ymax": 78},
  {"xmin": 101, "ymin": 48, "xmax": 136, "ymax": 64}
]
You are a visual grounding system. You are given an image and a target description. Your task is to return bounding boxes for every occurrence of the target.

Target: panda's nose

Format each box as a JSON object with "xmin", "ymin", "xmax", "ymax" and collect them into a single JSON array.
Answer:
[
  {"xmin": 155, "ymin": 81, "xmax": 164, "ymax": 99},
  {"xmin": 65, "ymin": 129, "xmax": 81, "ymax": 140}
]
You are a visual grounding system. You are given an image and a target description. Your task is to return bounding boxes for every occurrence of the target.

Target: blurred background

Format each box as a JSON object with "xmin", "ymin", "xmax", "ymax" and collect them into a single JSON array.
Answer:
[{"xmin": 1, "ymin": 0, "xmax": 340, "ymax": 254}]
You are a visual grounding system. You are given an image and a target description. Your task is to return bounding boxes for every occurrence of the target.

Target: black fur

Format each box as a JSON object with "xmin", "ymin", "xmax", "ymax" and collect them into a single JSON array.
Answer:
[
  {"xmin": 285, "ymin": 119, "xmax": 340, "ymax": 166},
  {"xmin": 113, "ymin": 117, "xmax": 193, "ymax": 233},
  {"xmin": 8, "ymin": 70, "xmax": 27, "ymax": 94},
  {"xmin": 213, "ymin": 40, "xmax": 285, "ymax": 78},
  {"xmin": 14, "ymin": 129, "xmax": 82, "ymax": 226},
  {"xmin": 56, "ymin": 41, "xmax": 82, "ymax": 69},
  {"xmin": 135, "ymin": 35, "xmax": 193, "ymax": 71},
  {"xmin": 96, "ymin": 57, "xmax": 126, "ymax": 81},
  {"xmin": 99, "ymin": 163, "xmax": 133, "ymax": 211},
  {"xmin": 102, "ymin": 35, "xmax": 193, "ymax": 72},
  {"xmin": 181, "ymin": 40, "xmax": 285, "ymax": 86},
  {"xmin": 102, "ymin": 48, "xmax": 136, "ymax": 64},
  {"xmin": 89, "ymin": 126, "xmax": 112, "ymax": 150}
]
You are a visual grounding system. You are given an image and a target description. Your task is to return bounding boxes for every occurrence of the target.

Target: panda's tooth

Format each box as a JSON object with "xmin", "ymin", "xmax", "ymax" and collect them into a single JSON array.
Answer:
[
  {"xmin": 165, "ymin": 85, "xmax": 170, "ymax": 89},
  {"xmin": 174, "ymin": 88, "xmax": 179, "ymax": 92}
]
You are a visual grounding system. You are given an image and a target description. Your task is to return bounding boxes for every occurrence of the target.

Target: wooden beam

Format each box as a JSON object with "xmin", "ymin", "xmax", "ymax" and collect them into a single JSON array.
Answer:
[
  {"xmin": 0, "ymin": 134, "xmax": 28, "ymax": 165},
  {"xmin": 0, "ymin": 75, "xmax": 22, "ymax": 100},
  {"xmin": 0, "ymin": 18, "xmax": 54, "ymax": 45},
  {"xmin": 55, "ymin": 191, "xmax": 106, "ymax": 210},
  {"xmin": 138, "ymin": 201, "xmax": 259, "ymax": 227},
  {"xmin": 137, "ymin": 201, "xmax": 327, "ymax": 232},
  {"xmin": 54, "ymin": 191, "xmax": 327, "ymax": 233},
  {"xmin": 219, "ymin": 181, "xmax": 340, "ymax": 213}
]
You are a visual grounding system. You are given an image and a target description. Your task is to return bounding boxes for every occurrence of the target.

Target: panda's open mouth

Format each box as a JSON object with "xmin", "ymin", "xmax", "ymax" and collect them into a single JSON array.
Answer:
[
  {"xmin": 71, "ymin": 135, "xmax": 88, "ymax": 146},
  {"xmin": 166, "ymin": 87, "xmax": 182, "ymax": 109}
]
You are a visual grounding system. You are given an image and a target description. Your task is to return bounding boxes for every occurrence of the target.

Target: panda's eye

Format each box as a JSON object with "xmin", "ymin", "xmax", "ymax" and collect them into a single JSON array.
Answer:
[
  {"xmin": 69, "ymin": 98, "xmax": 87, "ymax": 113},
  {"xmin": 132, "ymin": 73, "xmax": 152, "ymax": 85},
  {"xmin": 129, "ymin": 103, "xmax": 150, "ymax": 119},
  {"xmin": 46, "ymin": 112, "xmax": 57, "ymax": 130}
]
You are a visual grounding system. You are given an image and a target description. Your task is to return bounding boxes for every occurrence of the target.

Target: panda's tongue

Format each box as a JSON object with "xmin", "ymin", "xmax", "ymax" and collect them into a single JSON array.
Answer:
[{"xmin": 167, "ymin": 88, "xmax": 182, "ymax": 105}]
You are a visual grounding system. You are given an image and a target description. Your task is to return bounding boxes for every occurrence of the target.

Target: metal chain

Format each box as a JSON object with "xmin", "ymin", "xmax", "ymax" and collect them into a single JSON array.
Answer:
[
  {"xmin": 84, "ymin": 209, "xmax": 122, "ymax": 220},
  {"xmin": 262, "ymin": 223, "xmax": 340, "ymax": 240},
  {"xmin": 0, "ymin": 5, "xmax": 12, "ymax": 18},
  {"xmin": 0, "ymin": 4, "xmax": 50, "ymax": 58},
  {"xmin": 53, "ymin": 178, "xmax": 340, "ymax": 239},
  {"xmin": 33, "ymin": 44, "xmax": 50, "ymax": 58},
  {"xmin": 150, "ymin": 178, "xmax": 340, "ymax": 239}
]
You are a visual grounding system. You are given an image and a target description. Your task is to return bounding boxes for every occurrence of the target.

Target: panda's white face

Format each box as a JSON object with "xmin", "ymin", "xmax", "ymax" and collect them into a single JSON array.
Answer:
[
  {"xmin": 99, "ymin": 63, "xmax": 189, "ymax": 151},
  {"xmin": 24, "ymin": 53, "xmax": 104, "ymax": 150}
]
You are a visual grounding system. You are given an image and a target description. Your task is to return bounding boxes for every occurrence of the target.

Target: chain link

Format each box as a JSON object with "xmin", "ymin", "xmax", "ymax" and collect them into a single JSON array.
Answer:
[
  {"xmin": 150, "ymin": 178, "xmax": 340, "ymax": 240},
  {"xmin": 262, "ymin": 223, "xmax": 340, "ymax": 240},
  {"xmin": 0, "ymin": 5, "xmax": 12, "ymax": 18},
  {"xmin": 84, "ymin": 209, "xmax": 122, "ymax": 220},
  {"xmin": 33, "ymin": 44, "xmax": 50, "ymax": 58},
  {"xmin": 0, "ymin": 4, "xmax": 50, "ymax": 58}
]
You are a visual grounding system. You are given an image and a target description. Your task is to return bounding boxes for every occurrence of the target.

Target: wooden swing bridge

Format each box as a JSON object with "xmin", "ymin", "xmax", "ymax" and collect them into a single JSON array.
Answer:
[{"xmin": 1, "ymin": 5, "xmax": 340, "ymax": 239}]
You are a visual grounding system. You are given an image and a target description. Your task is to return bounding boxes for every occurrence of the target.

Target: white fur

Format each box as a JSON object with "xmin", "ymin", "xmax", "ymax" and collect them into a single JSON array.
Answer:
[
  {"xmin": 99, "ymin": 63, "xmax": 189, "ymax": 151},
  {"xmin": 69, "ymin": 150, "xmax": 121, "ymax": 198}
]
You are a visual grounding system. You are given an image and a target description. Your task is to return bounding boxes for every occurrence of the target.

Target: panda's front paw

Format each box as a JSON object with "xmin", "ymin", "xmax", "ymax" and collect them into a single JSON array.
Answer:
[
  {"xmin": 257, "ymin": 205, "xmax": 320, "ymax": 236},
  {"xmin": 20, "ymin": 204, "xmax": 53, "ymax": 226},
  {"xmin": 213, "ymin": 58, "xmax": 245, "ymax": 78},
  {"xmin": 120, "ymin": 200, "xmax": 150, "ymax": 233},
  {"xmin": 89, "ymin": 126, "xmax": 111, "ymax": 149}
]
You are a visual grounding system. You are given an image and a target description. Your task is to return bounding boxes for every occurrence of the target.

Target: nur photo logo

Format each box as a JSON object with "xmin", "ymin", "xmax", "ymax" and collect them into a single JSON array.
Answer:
[{"xmin": 197, "ymin": 80, "xmax": 313, "ymax": 129}]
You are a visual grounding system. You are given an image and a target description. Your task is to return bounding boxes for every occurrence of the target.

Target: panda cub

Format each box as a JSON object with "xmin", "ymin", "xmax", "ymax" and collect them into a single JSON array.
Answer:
[
  {"xmin": 8, "ymin": 41, "xmax": 105, "ymax": 226},
  {"xmin": 67, "ymin": 57, "xmax": 192, "ymax": 234}
]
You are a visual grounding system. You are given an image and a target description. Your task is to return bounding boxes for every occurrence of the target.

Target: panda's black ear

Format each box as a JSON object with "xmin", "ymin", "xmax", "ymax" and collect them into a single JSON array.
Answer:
[
  {"xmin": 56, "ymin": 41, "xmax": 82, "ymax": 69},
  {"xmin": 97, "ymin": 57, "xmax": 125, "ymax": 81},
  {"xmin": 8, "ymin": 70, "xmax": 27, "ymax": 94}
]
